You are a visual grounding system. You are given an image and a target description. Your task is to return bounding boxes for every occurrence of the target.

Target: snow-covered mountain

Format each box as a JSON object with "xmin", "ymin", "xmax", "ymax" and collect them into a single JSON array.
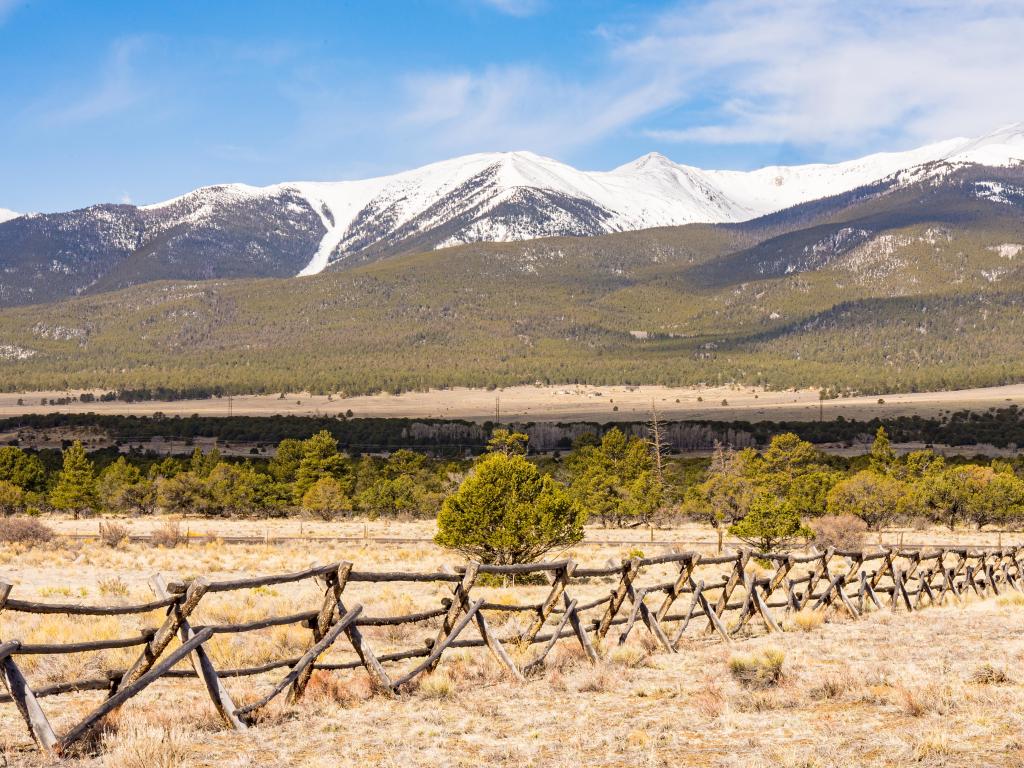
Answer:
[
  {"xmin": 0, "ymin": 123, "xmax": 1022, "ymax": 305},
  {"xmin": 172, "ymin": 122, "xmax": 1024, "ymax": 275},
  {"xmin": 0, "ymin": 209, "xmax": 19, "ymax": 224}
]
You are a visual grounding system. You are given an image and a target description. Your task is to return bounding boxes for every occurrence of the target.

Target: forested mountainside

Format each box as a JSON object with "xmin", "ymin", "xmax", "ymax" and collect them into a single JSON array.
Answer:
[{"xmin": 0, "ymin": 163, "xmax": 1020, "ymax": 396}]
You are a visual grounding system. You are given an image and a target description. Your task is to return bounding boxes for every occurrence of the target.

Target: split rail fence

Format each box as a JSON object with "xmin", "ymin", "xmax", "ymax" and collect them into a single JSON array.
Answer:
[{"xmin": 1, "ymin": 545, "xmax": 1021, "ymax": 757}]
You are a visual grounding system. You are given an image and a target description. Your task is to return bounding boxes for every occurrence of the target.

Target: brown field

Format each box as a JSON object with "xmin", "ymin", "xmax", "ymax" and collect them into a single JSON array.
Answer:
[
  {"xmin": 3, "ymin": 382, "xmax": 1024, "ymax": 422},
  {"xmin": 1, "ymin": 518, "xmax": 1023, "ymax": 767}
]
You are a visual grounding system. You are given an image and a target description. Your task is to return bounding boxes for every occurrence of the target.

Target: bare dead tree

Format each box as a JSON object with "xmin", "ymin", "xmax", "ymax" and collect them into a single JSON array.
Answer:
[{"xmin": 646, "ymin": 399, "xmax": 669, "ymax": 484}]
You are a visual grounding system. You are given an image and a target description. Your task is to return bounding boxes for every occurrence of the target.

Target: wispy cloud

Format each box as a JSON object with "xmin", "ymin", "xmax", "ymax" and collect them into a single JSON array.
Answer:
[
  {"xmin": 32, "ymin": 36, "xmax": 150, "ymax": 126},
  {"xmin": 396, "ymin": 63, "xmax": 682, "ymax": 159},
  {"xmin": 631, "ymin": 0, "xmax": 1024, "ymax": 151},
  {"xmin": 382, "ymin": 0, "xmax": 1024, "ymax": 163}
]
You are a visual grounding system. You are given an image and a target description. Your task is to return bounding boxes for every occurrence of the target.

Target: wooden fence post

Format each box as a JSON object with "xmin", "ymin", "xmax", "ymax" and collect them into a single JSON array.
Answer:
[
  {"xmin": 150, "ymin": 574, "xmax": 246, "ymax": 731},
  {"xmin": 596, "ymin": 558, "xmax": 640, "ymax": 643},
  {"xmin": 116, "ymin": 577, "xmax": 209, "ymax": 695},
  {"xmin": 427, "ymin": 562, "xmax": 480, "ymax": 672},
  {"xmin": 0, "ymin": 583, "xmax": 57, "ymax": 753},
  {"xmin": 655, "ymin": 554, "xmax": 700, "ymax": 623},
  {"xmin": 521, "ymin": 561, "xmax": 574, "ymax": 646},
  {"xmin": 702, "ymin": 550, "xmax": 749, "ymax": 634}
]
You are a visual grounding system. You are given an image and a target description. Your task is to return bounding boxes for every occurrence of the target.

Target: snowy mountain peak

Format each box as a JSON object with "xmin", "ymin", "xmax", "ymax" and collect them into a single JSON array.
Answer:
[
  {"xmin": 7, "ymin": 124, "xmax": 1023, "ymax": 291},
  {"xmin": 0, "ymin": 208, "xmax": 19, "ymax": 224},
  {"xmin": 272, "ymin": 124, "xmax": 1024, "ymax": 274}
]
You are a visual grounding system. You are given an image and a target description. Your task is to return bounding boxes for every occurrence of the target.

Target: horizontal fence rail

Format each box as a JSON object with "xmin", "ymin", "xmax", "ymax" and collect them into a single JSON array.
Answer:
[{"xmin": 0, "ymin": 545, "xmax": 1021, "ymax": 757}]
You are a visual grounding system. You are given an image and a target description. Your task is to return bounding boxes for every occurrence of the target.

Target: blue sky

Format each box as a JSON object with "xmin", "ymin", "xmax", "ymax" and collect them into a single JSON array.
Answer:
[{"xmin": 2, "ymin": 0, "xmax": 1023, "ymax": 212}]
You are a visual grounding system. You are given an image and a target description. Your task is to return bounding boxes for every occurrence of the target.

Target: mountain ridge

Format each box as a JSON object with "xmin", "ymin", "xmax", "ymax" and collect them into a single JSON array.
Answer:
[{"xmin": 0, "ymin": 124, "xmax": 1023, "ymax": 307}]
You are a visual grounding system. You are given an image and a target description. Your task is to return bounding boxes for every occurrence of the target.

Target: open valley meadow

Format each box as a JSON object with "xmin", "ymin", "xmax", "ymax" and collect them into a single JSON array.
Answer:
[
  {"xmin": 5, "ymin": 383, "xmax": 1024, "ymax": 423},
  {"xmin": 2, "ymin": 518, "xmax": 1024, "ymax": 766}
]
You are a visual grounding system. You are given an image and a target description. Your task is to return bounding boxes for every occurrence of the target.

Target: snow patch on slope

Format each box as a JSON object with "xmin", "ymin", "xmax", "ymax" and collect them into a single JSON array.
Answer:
[{"xmin": 0, "ymin": 209, "xmax": 19, "ymax": 224}]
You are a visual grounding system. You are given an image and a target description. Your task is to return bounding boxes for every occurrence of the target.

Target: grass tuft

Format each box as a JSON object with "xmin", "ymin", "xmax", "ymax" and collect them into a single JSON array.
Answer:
[{"xmin": 728, "ymin": 647, "xmax": 785, "ymax": 688}]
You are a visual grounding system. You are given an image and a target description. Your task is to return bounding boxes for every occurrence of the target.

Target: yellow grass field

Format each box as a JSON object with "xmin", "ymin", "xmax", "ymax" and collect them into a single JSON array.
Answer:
[{"xmin": 1, "ymin": 519, "xmax": 1023, "ymax": 767}]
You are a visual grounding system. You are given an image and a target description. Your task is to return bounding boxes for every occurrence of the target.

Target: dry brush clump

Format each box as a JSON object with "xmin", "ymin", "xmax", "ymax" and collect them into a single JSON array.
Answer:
[
  {"xmin": 0, "ymin": 517, "xmax": 54, "ymax": 544},
  {"xmin": 149, "ymin": 520, "xmax": 183, "ymax": 548},
  {"xmin": 809, "ymin": 514, "xmax": 868, "ymax": 550},
  {"xmin": 969, "ymin": 662, "xmax": 1012, "ymax": 685},
  {"xmin": 98, "ymin": 520, "xmax": 130, "ymax": 548}
]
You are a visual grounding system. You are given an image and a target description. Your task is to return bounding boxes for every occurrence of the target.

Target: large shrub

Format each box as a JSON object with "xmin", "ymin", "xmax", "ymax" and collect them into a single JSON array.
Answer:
[
  {"xmin": 728, "ymin": 492, "xmax": 811, "ymax": 553},
  {"xmin": 826, "ymin": 470, "xmax": 903, "ymax": 530},
  {"xmin": 435, "ymin": 452, "xmax": 585, "ymax": 565}
]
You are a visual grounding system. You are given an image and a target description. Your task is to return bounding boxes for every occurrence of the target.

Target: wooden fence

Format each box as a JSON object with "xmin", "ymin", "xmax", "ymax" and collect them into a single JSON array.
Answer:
[{"xmin": 0, "ymin": 545, "xmax": 1021, "ymax": 757}]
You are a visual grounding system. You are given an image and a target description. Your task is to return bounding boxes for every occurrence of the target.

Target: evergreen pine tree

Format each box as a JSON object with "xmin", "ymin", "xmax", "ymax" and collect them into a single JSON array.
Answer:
[
  {"xmin": 50, "ymin": 441, "xmax": 99, "ymax": 518},
  {"xmin": 869, "ymin": 427, "xmax": 896, "ymax": 475}
]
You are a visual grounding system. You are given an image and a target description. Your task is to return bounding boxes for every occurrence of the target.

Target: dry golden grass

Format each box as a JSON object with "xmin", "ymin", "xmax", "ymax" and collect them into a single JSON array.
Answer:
[
  {"xmin": 2, "ymin": 525, "xmax": 1024, "ymax": 766},
  {"xmin": 789, "ymin": 608, "xmax": 826, "ymax": 632}
]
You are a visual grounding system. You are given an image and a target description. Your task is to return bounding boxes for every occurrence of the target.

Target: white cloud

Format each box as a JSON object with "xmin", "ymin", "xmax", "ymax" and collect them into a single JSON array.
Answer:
[
  {"xmin": 398, "ymin": 64, "xmax": 682, "ymax": 158},
  {"xmin": 402, "ymin": 0, "xmax": 1024, "ymax": 162},
  {"xmin": 630, "ymin": 0, "xmax": 1024, "ymax": 151},
  {"xmin": 280, "ymin": 0, "xmax": 1024, "ymax": 173}
]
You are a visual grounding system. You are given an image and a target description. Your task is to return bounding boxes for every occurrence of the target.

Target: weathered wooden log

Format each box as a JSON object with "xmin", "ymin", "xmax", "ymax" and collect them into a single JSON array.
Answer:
[
  {"xmin": 151, "ymin": 574, "xmax": 246, "ymax": 732},
  {"xmin": 0, "ymin": 583, "xmax": 56, "ymax": 753},
  {"xmin": 733, "ymin": 556, "xmax": 791, "ymax": 634},
  {"xmin": 801, "ymin": 547, "xmax": 834, "ymax": 611},
  {"xmin": 562, "ymin": 592, "xmax": 599, "ymax": 663},
  {"xmin": 0, "ymin": 640, "xmax": 18, "ymax": 661},
  {"xmin": 116, "ymin": 577, "xmax": 209, "ymax": 697},
  {"xmin": 751, "ymin": 578, "xmax": 783, "ymax": 632},
  {"xmin": 521, "ymin": 561, "xmax": 574, "ymax": 645},
  {"xmin": 1, "ymin": 642, "xmax": 57, "ymax": 752},
  {"xmin": 56, "ymin": 628, "xmax": 214, "ymax": 756},
  {"xmin": 393, "ymin": 599, "xmax": 483, "ymax": 690},
  {"xmin": 705, "ymin": 550, "xmax": 748, "ymax": 633},
  {"xmin": 294, "ymin": 563, "xmax": 350, "ymax": 699},
  {"xmin": 339, "ymin": 605, "xmax": 397, "ymax": 694},
  {"xmin": 523, "ymin": 599, "xmax": 577, "ymax": 675},
  {"xmin": 235, "ymin": 606, "xmax": 362, "ymax": 718},
  {"xmin": 635, "ymin": 552, "xmax": 699, "ymax": 567},
  {"xmin": 870, "ymin": 549, "xmax": 894, "ymax": 590},
  {"xmin": 427, "ymin": 562, "xmax": 479, "ymax": 673},
  {"xmin": 472, "ymin": 608, "xmax": 525, "ymax": 681},
  {"xmin": 0, "ymin": 676, "xmax": 112, "ymax": 703},
  {"xmin": 466, "ymin": 560, "xmax": 571, "ymax": 575},
  {"xmin": 655, "ymin": 554, "xmax": 700, "ymax": 623},
  {"xmin": 15, "ymin": 631, "xmax": 154, "ymax": 655},
  {"xmin": 669, "ymin": 580, "xmax": 704, "ymax": 643},
  {"xmin": 596, "ymin": 558, "xmax": 640, "ymax": 642},
  {"xmin": 168, "ymin": 565, "xmax": 461, "ymax": 594},
  {"xmin": 3, "ymin": 596, "xmax": 175, "ymax": 616}
]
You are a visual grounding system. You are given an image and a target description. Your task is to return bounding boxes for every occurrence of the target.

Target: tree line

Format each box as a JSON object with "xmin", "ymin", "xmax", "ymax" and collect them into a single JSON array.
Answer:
[
  {"xmin": 6, "ymin": 406, "xmax": 1024, "ymax": 456},
  {"xmin": 4, "ymin": 427, "xmax": 1024, "ymax": 563}
]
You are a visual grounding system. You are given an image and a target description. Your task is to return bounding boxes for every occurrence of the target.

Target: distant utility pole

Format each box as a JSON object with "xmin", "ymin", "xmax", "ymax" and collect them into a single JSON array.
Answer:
[
  {"xmin": 495, "ymin": 396, "xmax": 500, "ymax": 425},
  {"xmin": 228, "ymin": 395, "xmax": 233, "ymax": 418},
  {"xmin": 818, "ymin": 390, "xmax": 824, "ymax": 423}
]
